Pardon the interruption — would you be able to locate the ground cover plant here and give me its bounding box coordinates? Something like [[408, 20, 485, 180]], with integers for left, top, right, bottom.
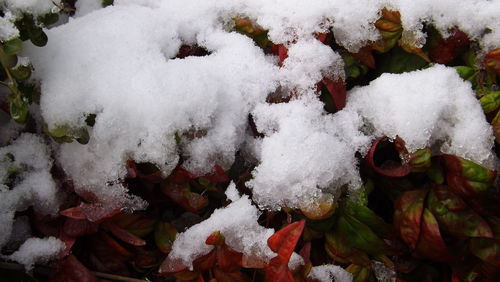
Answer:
[[0, 0, 499, 281]]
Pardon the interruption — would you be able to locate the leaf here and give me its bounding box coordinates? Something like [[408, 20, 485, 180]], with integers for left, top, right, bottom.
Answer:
[[102, 221, 146, 246], [214, 268, 250, 282], [394, 189, 427, 249], [80, 202, 122, 222], [428, 28, 470, 64], [321, 77, 346, 111], [112, 213, 156, 237], [267, 219, 305, 263], [192, 249, 217, 271], [373, 8, 402, 53], [265, 220, 305, 282], [49, 254, 99, 282], [374, 45, 428, 75], [2, 38, 23, 55], [324, 231, 371, 266], [299, 195, 336, 220], [10, 64, 32, 80], [203, 165, 229, 183], [470, 238, 500, 267], [442, 154, 497, 184], [28, 27, 48, 47], [60, 205, 87, 220], [415, 209, 454, 263], [337, 213, 389, 255], [155, 221, 177, 254], [63, 218, 98, 237], [206, 231, 225, 246], [271, 44, 288, 65], [480, 91, 500, 114], [366, 136, 411, 177], [454, 66, 476, 82], [484, 48, 500, 75], [161, 182, 208, 213], [427, 186, 493, 238], [351, 46, 376, 68], [409, 148, 431, 172], [218, 244, 243, 273], [343, 201, 392, 237], [38, 13, 59, 26], [97, 231, 134, 257], [9, 96, 29, 123]]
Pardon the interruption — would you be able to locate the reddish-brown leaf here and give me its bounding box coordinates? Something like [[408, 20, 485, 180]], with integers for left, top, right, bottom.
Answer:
[[192, 248, 217, 271], [271, 44, 288, 65], [214, 268, 250, 282], [429, 28, 470, 64], [322, 77, 346, 111], [204, 165, 229, 183], [112, 212, 156, 238], [161, 183, 208, 213], [265, 256, 294, 282], [470, 237, 500, 267], [168, 166, 197, 183], [80, 202, 122, 223], [60, 206, 86, 220], [206, 231, 225, 246], [218, 244, 244, 273], [366, 137, 411, 177], [484, 48, 500, 75], [98, 231, 134, 257], [267, 219, 306, 263], [102, 221, 146, 246], [394, 189, 427, 249], [155, 221, 177, 254], [324, 231, 371, 266], [415, 209, 454, 263], [49, 254, 99, 282], [351, 46, 376, 69], [63, 218, 98, 237]]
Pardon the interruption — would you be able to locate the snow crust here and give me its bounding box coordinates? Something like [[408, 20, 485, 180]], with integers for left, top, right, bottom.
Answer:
[[164, 190, 302, 271], [20, 0, 497, 213], [308, 264, 353, 282], [0, 134, 63, 269], [0, 0, 61, 17], [346, 65, 495, 167], [5, 237, 65, 270]]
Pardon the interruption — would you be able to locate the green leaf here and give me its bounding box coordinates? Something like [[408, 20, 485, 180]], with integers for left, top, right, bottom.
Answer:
[[337, 213, 388, 255], [426, 158, 444, 184], [28, 27, 48, 47], [0, 48, 17, 68], [470, 238, 500, 267], [343, 201, 392, 237], [415, 209, 454, 263], [38, 13, 59, 26], [374, 45, 428, 76], [10, 64, 32, 80], [49, 125, 69, 138], [9, 96, 28, 123], [442, 155, 496, 183], [324, 231, 371, 266], [102, 0, 114, 7], [454, 66, 476, 81], [75, 128, 90, 144], [480, 91, 500, 113], [409, 148, 431, 172], [155, 221, 177, 254], [427, 186, 493, 238], [394, 189, 427, 249], [3, 38, 23, 55]]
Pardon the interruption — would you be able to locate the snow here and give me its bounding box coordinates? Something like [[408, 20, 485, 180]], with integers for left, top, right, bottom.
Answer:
[[0, 135, 63, 270], [74, 0, 103, 18], [308, 264, 353, 282], [248, 96, 370, 210], [164, 192, 303, 271], [346, 64, 495, 168], [0, 0, 61, 17], [0, 14, 18, 41], [17, 0, 496, 214], [4, 237, 65, 270]]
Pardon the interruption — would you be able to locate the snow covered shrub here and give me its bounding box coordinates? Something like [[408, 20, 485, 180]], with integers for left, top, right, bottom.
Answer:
[[0, 0, 499, 281]]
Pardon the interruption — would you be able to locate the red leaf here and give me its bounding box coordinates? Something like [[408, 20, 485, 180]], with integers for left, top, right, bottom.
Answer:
[[112, 212, 156, 238], [192, 248, 217, 271], [351, 46, 376, 69], [415, 209, 454, 263], [429, 28, 470, 64], [204, 165, 229, 183], [63, 218, 98, 237], [484, 48, 500, 75], [218, 245, 243, 273], [102, 221, 146, 246], [366, 137, 411, 177], [298, 241, 311, 264], [80, 202, 121, 223], [321, 77, 346, 111], [314, 33, 328, 44], [394, 189, 427, 249], [267, 219, 306, 263], [271, 44, 288, 65], [98, 231, 134, 257], [49, 255, 99, 282], [168, 166, 198, 183], [159, 256, 188, 275], [60, 206, 86, 220], [161, 183, 208, 213], [265, 257, 294, 282], [58, 231, 76, 258], [206, 231, 225, 246], [214, 268, 250, 282]]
